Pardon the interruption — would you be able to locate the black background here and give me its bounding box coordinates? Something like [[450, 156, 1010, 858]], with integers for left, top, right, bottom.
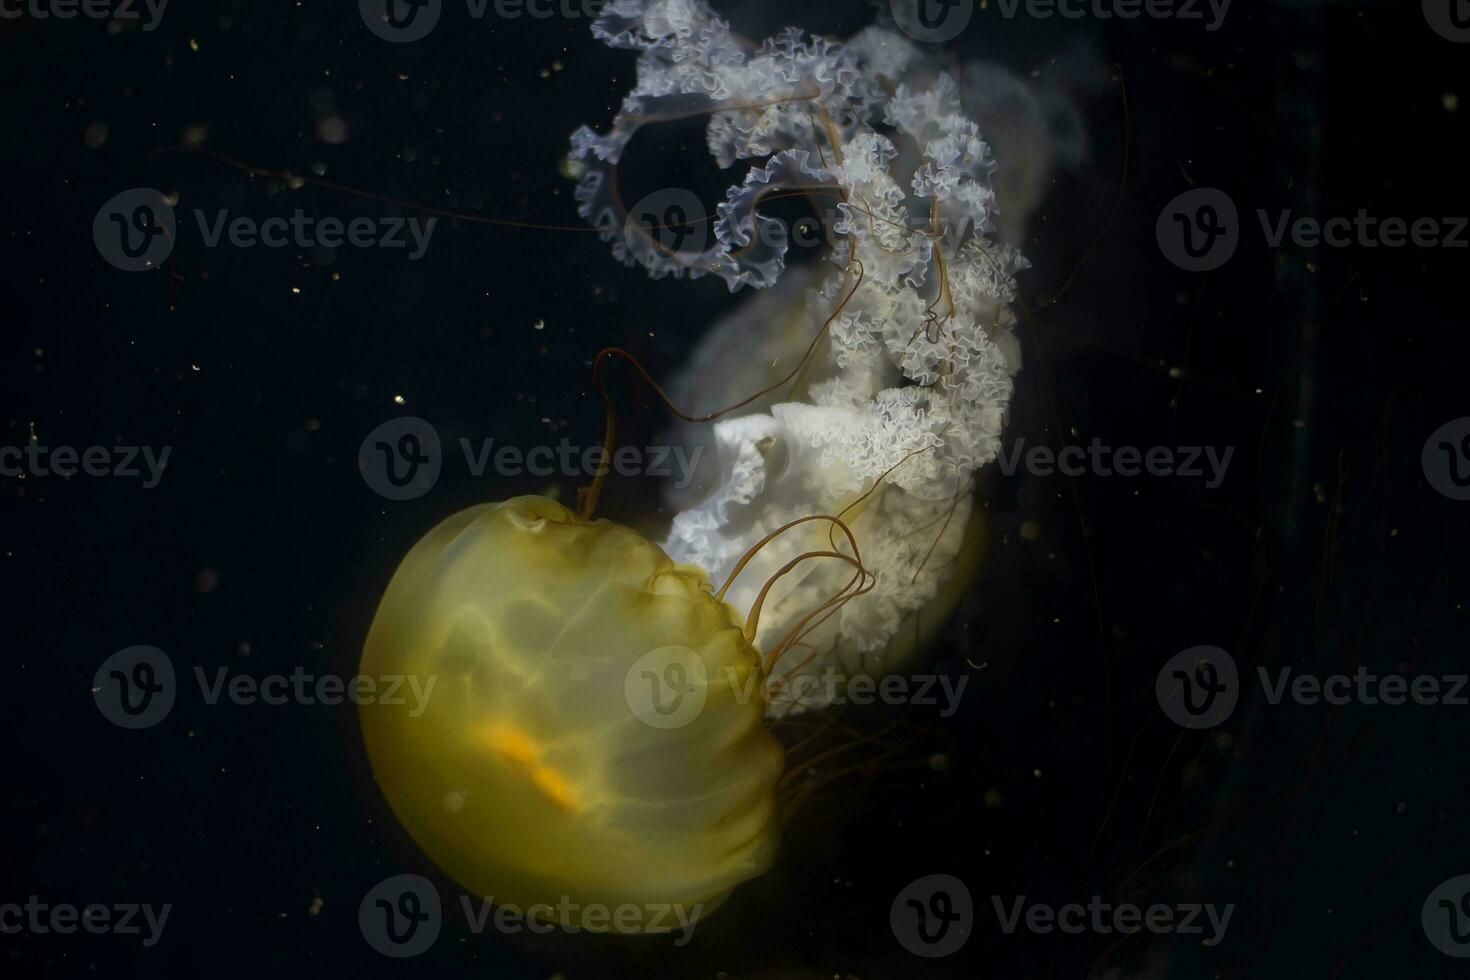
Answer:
[[2, 0, 1467, 976]]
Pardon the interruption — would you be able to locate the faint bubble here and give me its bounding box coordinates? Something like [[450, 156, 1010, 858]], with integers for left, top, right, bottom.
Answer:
[[318, 116, 350, 145], [559, 156, 586, 180], [83, 122, 109, 149]]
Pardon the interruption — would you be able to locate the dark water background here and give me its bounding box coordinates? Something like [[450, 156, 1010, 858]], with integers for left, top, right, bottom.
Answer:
[[2, 0, 1467, 976]]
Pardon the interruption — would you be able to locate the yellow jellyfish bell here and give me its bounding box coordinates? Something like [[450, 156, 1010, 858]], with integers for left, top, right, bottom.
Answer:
[[359, 495, 784, 933]]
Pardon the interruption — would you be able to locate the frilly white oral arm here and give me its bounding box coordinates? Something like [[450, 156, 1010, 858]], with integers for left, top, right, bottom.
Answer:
[[570, 0, 1030, 712]]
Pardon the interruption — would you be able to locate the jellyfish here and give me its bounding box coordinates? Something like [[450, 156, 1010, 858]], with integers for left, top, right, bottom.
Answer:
[[359, 496, 789, 932], [361, 0, 1057, 932]]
